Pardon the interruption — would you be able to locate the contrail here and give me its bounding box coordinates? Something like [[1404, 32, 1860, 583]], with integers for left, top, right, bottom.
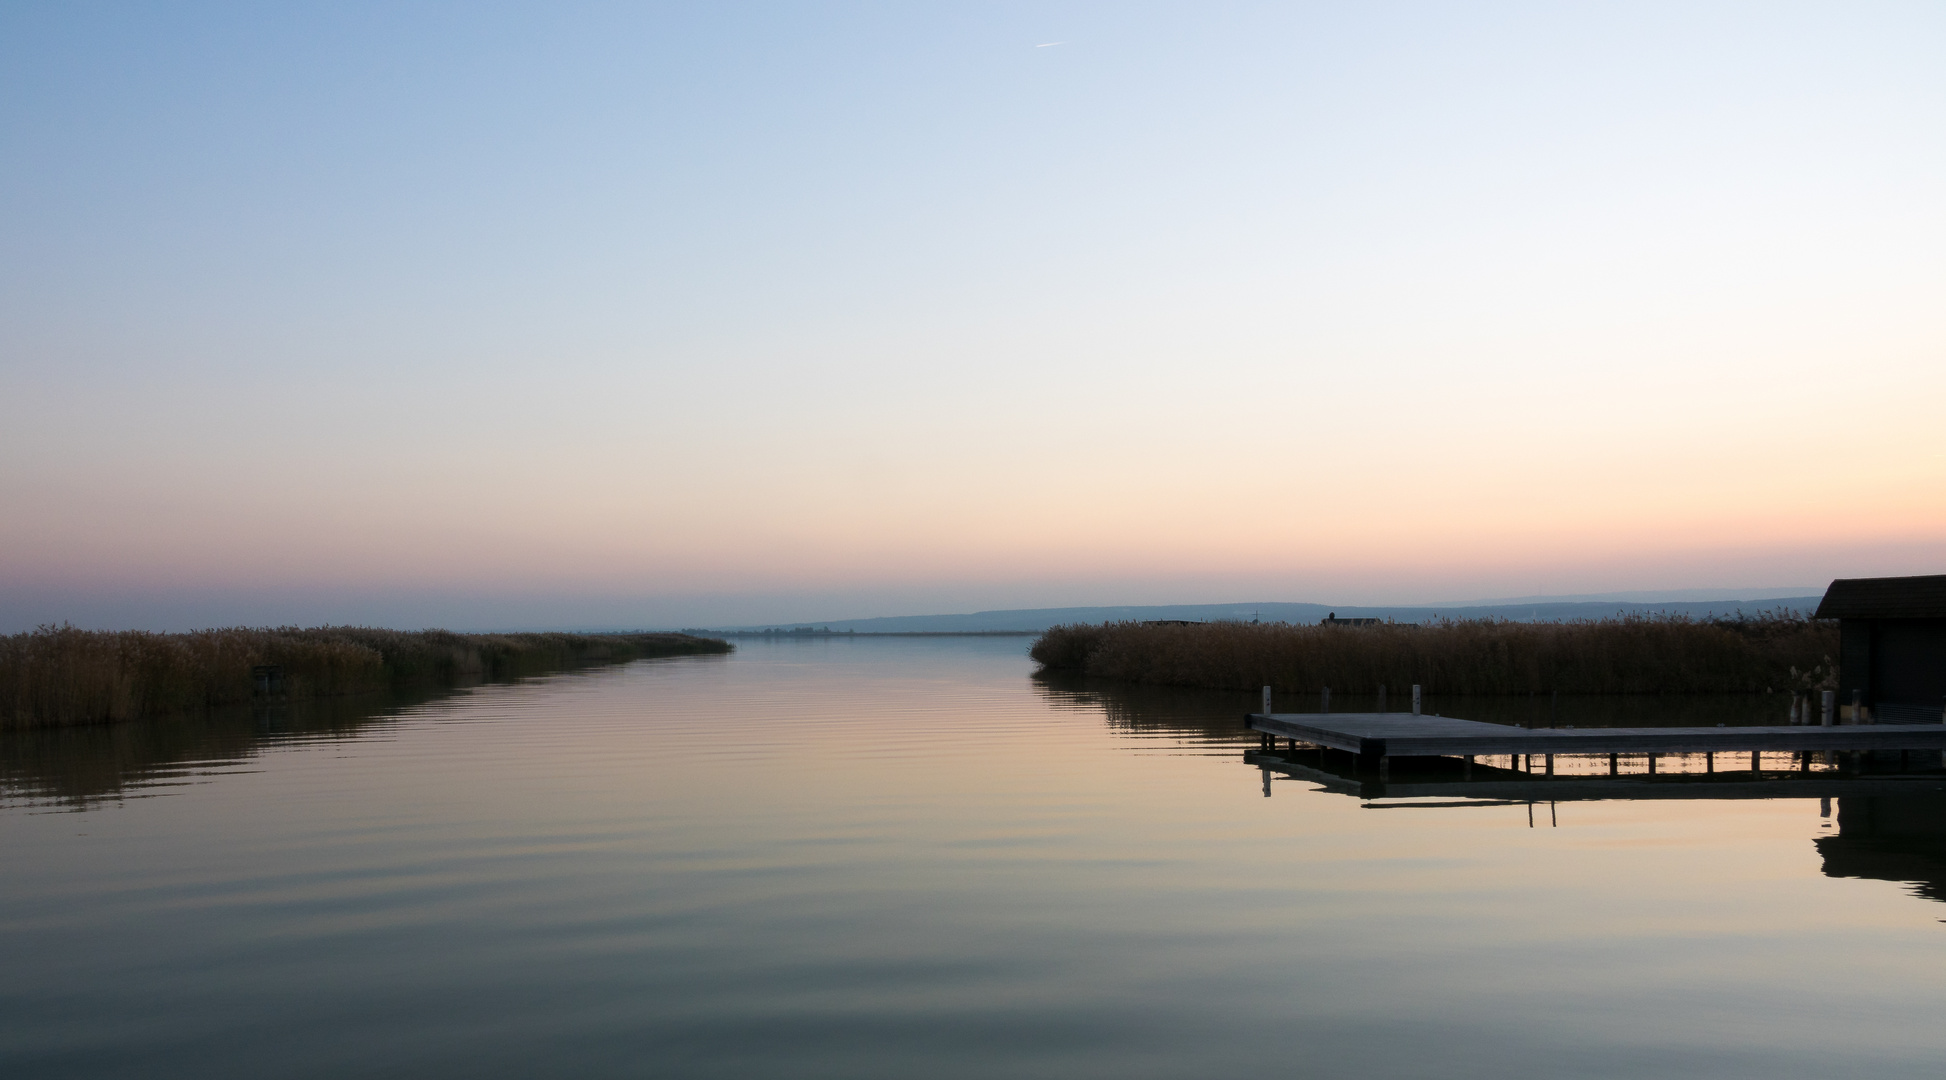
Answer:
[[1036, 41, 1065, 47]]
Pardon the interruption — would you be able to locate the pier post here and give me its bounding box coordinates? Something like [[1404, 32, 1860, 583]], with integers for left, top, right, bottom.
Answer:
[[1262, 685, 1272, 716], [1545, 754, 1554, 776], [1609, 753, 1618, 776], [1411, 685, 1421, 715], [1751, 751, 1761, 773], [1821, 690, 1835, 727], [1705, 752, 1713, 773], [1647, 753, 1657, 775]]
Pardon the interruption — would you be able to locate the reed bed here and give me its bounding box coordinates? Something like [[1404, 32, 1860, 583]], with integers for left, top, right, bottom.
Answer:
[[1030, 613, 1835, 697], [0, 626, 730, 729]]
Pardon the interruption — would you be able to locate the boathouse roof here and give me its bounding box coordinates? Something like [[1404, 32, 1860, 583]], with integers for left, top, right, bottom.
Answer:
[[1813, 574, 1946, 620]]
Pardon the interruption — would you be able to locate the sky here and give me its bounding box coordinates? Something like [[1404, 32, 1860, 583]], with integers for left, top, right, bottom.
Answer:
[[3, 2, 1943, 632]]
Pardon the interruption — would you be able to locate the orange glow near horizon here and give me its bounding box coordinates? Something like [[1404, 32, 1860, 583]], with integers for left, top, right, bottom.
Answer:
[[2, 5, 1943, 628]]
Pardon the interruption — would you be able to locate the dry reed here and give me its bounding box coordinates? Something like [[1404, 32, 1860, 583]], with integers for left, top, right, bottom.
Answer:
[[1030, 613, 1834, 696], [0, 626, 730, 729]]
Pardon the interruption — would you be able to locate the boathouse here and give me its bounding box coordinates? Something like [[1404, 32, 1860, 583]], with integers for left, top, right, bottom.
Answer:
[[1814, 575, 1946, 725], [1319, 612, 1381, 627]]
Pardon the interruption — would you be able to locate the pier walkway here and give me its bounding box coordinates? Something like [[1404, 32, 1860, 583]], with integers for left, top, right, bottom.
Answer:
[[1246, 711, 1946, 779]]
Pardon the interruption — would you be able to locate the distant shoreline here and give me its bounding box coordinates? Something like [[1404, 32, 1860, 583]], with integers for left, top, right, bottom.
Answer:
[[695, 629, 1039, 638], [689, 597, 1822, 636]]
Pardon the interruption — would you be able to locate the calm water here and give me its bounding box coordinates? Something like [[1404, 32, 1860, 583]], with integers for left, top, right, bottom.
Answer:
[[5, 637, 1946, 1078]]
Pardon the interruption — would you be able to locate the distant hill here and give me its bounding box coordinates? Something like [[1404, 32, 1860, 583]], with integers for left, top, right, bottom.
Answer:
[[706, 595, 1823, 634]]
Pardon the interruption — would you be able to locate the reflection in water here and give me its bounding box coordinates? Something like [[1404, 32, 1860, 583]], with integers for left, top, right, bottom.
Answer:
[[7, 640, 1946, 1079], [1819, 797, 1946, 904], [1031, 669, 1258, 744], [1036, 669, 1946, 908], [1033, 668, 1805, 731], [4, 683, 481, 809]]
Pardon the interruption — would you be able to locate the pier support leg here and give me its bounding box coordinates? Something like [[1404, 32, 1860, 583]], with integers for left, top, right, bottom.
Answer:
[[1751, 751, 1761, 774], [1706, 752, 1713, 774], [1609, 753, 1618, 776], [1545, 754, 1554, 776], [1648, 753, 1657, 776]]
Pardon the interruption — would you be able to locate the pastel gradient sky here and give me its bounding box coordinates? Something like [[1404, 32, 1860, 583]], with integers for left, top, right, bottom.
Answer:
[[4, 2, 1943, 631]]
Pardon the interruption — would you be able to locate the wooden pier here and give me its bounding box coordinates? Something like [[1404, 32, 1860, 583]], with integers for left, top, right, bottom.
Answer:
[[1249, 747, 1946, 803], [1247, 711, 1946, 779]]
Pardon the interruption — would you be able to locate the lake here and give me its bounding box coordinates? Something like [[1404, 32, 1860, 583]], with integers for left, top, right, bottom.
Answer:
[[5, 636, 1945, 1078]]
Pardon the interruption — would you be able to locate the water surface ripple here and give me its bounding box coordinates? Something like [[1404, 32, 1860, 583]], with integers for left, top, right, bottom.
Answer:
[[4, 637, 1944, 1078]]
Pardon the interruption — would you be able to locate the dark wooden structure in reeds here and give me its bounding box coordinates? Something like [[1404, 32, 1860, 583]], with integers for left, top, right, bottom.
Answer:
[[1815, 574, 1946, 725], [1319, 612, 1382, 627]]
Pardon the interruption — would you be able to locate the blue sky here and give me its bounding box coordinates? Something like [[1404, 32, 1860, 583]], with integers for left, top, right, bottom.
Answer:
[[3, 3, 1943, 630]]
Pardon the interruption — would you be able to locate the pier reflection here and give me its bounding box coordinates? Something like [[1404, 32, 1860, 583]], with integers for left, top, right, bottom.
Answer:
[[1817, 796, 1946, 904], [1252, 746, 1946, 904], [1033, 672, 1946, 907]]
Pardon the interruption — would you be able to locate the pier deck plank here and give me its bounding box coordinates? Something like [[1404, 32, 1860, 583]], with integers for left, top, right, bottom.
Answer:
[[1247, 712, 1946, 757]]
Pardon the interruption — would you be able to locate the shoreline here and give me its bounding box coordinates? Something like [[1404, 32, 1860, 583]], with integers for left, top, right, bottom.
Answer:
[[1031, 614, 1838, 698], [699, 629, 1039, 638], [0, 627, 732, 730]]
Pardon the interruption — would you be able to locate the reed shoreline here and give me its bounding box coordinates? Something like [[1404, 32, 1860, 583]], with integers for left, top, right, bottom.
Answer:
[[1030, 614, 1836, 699], [0, 625, 732, 730]]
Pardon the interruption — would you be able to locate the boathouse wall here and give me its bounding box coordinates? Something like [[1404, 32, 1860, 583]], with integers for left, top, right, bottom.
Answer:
[[1815, 575, 1946, 724]]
